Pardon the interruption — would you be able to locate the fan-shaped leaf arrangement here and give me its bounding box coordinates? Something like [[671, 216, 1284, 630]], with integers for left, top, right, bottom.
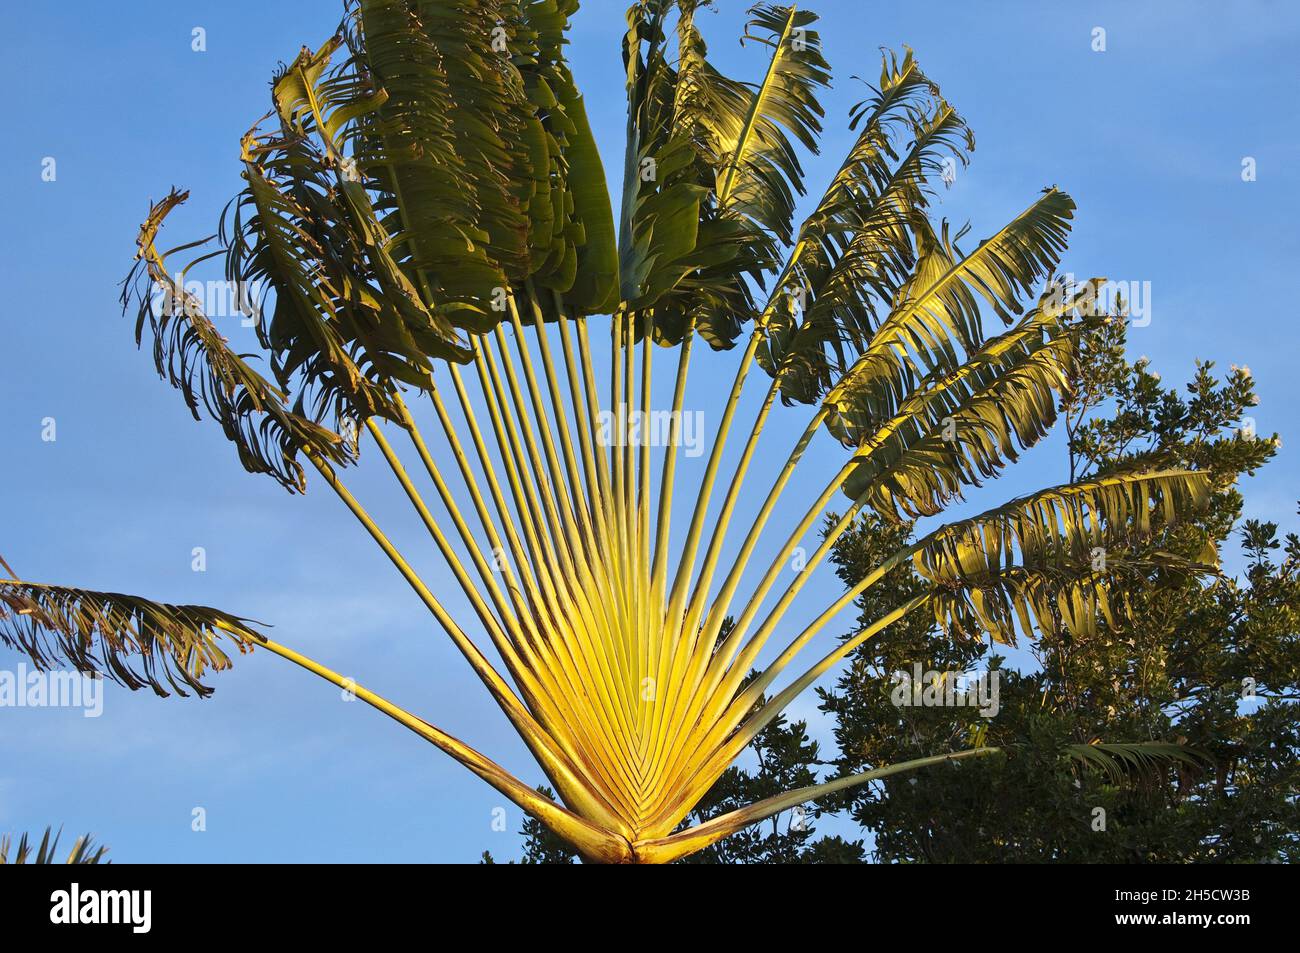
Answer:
[[2, 1, 1217, 863]]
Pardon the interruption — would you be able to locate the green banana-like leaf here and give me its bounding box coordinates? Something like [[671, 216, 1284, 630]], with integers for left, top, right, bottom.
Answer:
[[619, 2, 828, 337], [350, 0, 512, 325], [556, 70, 621, 315], [360, 0, 533, 286], [511, 0, 588, 296], [836, 283, 1103, 513], [640, 0, 761, 345], [761, 70, 973, 402], [715, 3, 829, 243], [618, 2, 716, 315], [913, 470, 1216, 641], [235, 127, 460, 410], [618, 0, 675, 311], [618, 134, 715, 311], [669, 1, 830, 346], [0, 576, 264, 698], [357, 0, 617, 319], [819, 188, 1075, 442], [228, 37, 473, 431]]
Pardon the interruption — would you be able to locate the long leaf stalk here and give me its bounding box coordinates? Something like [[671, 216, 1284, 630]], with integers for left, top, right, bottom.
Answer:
[[476, 338, 645, 788], [367, 415, 622, 801], [301, 450, 628, 834]]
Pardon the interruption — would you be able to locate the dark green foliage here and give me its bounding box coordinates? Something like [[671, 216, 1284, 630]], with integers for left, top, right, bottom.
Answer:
[[819, 315, 1297, 862]]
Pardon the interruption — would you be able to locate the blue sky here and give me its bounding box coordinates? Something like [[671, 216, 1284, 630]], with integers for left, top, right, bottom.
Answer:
[[1, 0, 1297, 862]]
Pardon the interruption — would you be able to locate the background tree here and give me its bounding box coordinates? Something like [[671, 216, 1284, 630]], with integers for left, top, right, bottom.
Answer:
[[819, 314, 1299, 862]]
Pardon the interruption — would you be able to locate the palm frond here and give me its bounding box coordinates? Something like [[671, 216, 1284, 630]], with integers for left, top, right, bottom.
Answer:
[[0, 577, 263, 697], [617, 122, 730, 317], [836, 283, 1102, 515], [355, 0, 532, 288], [122, 189, 353, 493], [545, 26, 622, 316], [914, 470, 1216, 641], [715, 3, 830, 243], [232, 37, 473, 412], [619, 2, 829, 337], [759, 49, 971, 401], [817, 188, 1075, 434], [638, 0, 764, 345], [0, 827, 109, 865], [359, 0, 618, 317]]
